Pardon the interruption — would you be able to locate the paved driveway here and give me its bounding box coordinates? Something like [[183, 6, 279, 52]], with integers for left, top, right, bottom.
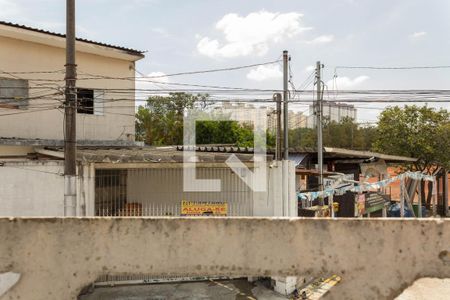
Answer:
[[79, 278, 288, 300]]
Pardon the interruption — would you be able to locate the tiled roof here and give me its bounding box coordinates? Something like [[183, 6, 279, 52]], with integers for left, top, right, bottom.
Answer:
[[0, 21, 145, 57]]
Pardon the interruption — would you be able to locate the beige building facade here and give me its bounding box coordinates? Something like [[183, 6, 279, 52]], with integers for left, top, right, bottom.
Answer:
[[0, 21, 144, 142]]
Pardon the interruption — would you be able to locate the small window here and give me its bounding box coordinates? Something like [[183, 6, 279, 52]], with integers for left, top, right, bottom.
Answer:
[[0, 78, 29, 109], [77, 88, 104, 115], [77, 88, 94, 114]]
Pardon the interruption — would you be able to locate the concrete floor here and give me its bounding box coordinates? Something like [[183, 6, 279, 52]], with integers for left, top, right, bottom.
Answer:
[[395, 278, 450, 300], [79, 279, 288, 300]]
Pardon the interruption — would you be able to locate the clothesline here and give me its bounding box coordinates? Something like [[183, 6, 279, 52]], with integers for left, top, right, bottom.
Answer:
[[298, 171, 435, 201]]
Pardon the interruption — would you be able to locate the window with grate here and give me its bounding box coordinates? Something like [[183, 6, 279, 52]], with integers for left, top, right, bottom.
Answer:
[[77, 88, 104, 115], [0, 78, 29, 109]]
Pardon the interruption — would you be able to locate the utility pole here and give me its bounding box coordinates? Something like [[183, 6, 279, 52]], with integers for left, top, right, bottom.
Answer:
[[281, 50, 290, 216], [274, 93, 282, 161], [444, 169, 449, 217], [315, 61, 324, 206], [64, 0, 77, 216], [418, 180, 422, 218], [282, 50, 289, 160]]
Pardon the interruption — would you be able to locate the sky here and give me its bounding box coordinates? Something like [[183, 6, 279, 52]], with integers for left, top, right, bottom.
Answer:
[[1, 0, 450, 122]]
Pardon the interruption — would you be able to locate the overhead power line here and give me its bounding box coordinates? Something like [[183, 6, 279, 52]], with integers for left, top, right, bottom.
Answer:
[[335, 65, 450, 70], [78, 59, 282, 81], [0, 106, 60, 117], [0, 69, 65, 74]]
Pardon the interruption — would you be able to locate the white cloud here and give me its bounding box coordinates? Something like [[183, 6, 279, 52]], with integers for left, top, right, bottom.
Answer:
[[197, 11, 311, 58], [306, 35, 334, 44], [305, 65, 315, 72], [327, 75, 369, 89], [409, 31, 427, 39], [247, 65, 282, 81]]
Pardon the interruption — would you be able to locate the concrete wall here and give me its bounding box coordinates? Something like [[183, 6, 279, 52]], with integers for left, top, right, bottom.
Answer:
[[0, 161, 295, 218], [252, 161, 296, 217], [0, 34, 137, 141], [0, 218, 448, 300], [0, 145, 33, 156], [0, 161, 93, 217], [0, 162, 64, 216]]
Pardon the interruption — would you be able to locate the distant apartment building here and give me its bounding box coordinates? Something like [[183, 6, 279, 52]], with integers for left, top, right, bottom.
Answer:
[[214, 102, 307, 132], [288, 110, 307, 129], [269, 110, 307, 132], [307, 101, 357, 128]]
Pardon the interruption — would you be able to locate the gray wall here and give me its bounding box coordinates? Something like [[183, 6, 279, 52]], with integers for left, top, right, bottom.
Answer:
[[0, 162, 64, 216], [0, 161, 94, 217], [0, 218, 448, 299]]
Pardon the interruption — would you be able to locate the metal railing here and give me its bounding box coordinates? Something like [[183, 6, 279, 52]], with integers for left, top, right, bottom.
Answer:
[[94, 168, 253, 217]]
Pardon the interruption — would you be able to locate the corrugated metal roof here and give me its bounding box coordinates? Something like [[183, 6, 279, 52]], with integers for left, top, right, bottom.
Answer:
[[289, 153, 308, 167], [0, 21, 145, 57], [0, 137, 138, 147], [41, 146, 269, 164], [323, 147, 417, 163], [177, 145, 255, 153]]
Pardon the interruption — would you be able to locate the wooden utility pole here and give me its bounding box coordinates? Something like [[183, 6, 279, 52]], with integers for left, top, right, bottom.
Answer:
[[64, 0, 77, 216], [282, 50, 289, 160], [315, 61, 324, 205]]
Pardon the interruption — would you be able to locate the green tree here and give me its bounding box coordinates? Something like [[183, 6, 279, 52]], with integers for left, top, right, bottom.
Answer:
[[136, 93, 275, 147], [288, 117, 376, 150], [373, 105, 450, 207], [195, 120, 273, 148], [374, 105, 449, 171], [135, 92, 204, 145], [289, 127, 316, 148]]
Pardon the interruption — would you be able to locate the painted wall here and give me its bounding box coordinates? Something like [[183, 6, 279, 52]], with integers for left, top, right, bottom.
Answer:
[[0, 218, 448, 300], [0, 161, 64, 216], [0, 161, 94, 217], [0, 145, 33, 156], [0, 34, 138, 141], [0, 160, 296, 218]]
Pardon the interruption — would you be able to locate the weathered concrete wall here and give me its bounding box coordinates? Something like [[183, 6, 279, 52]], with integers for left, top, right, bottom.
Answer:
[[0, 218, 448, 300], [0, 162, 64, 216], [0, 161, 93, 217]]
